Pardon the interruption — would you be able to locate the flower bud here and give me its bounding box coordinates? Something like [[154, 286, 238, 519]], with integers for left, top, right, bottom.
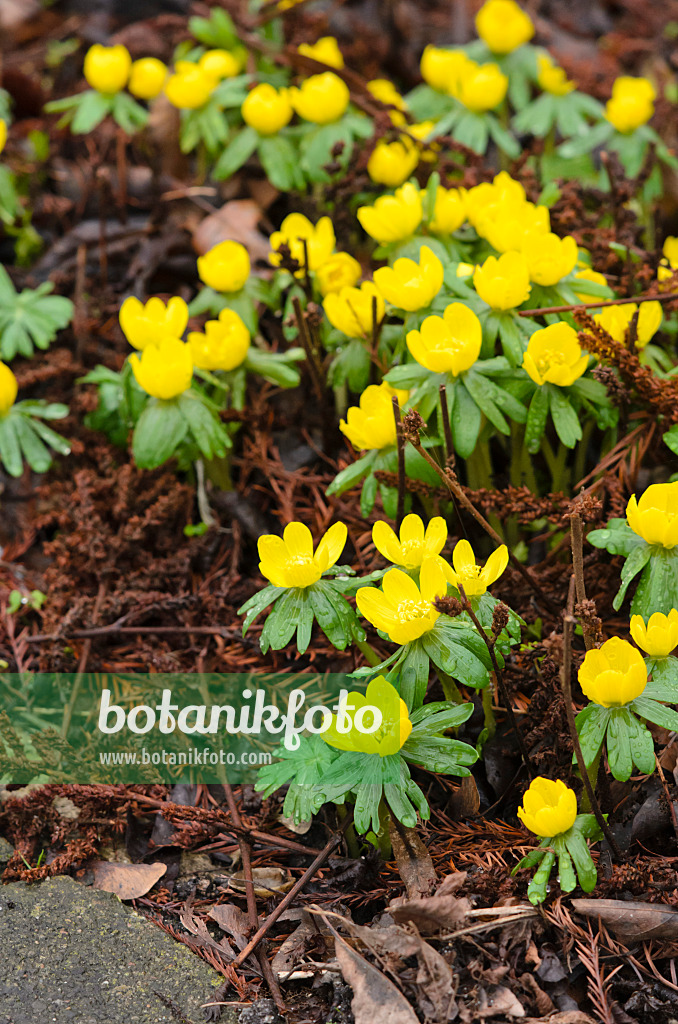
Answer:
[[241, 83, 293, 135], [128, 58, 167, 100], [83, 44, 131, 95]]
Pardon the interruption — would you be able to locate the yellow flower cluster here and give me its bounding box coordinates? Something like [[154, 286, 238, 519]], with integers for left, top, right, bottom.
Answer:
[[605, 76, 656, 134], [420, 47, 508, 112]]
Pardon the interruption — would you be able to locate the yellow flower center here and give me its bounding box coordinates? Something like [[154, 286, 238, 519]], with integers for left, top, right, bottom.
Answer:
[[396, 598, 432, 621], [457, 563, 482, 584], [400, 539, 424, 561], [535, 348, 564, 374]]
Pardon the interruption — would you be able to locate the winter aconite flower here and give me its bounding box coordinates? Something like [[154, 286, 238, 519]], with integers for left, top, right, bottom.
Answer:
[[270, 214, 336, 272], [574, 267, 608, 303], [357, 183, 423, 245], [257, 521, 347, 588], [165, 62, 217, 110], [456, 61, 508, 112], [480, 202, 549, 253], [593, 301, 662, 350], [522, 323, 588, 387], [0, 121, 7, 154], [290, 73, 350, 124], [367, 79, 408, 119], [119, 296, 189, 351], [324, 282, 384, 339], [372, 514, 447, 570], [356, 558, 448, 645], [420, 46, 470, 94], [536, 54, 575, 96], [315, 252, 362, 295], [429, 186, 467, 234], [518, 778, 577, 837], [340, 382, 408, 451], [445, 539, 508, 598], [473, 252, 531, 310], [298, 37, 344, 69], [373, 245, 443, 311], [129, 338, 193, 400], [475, 0, 534, 55], [322, 675, 412, 755], [197, 240, 250, 293], [520, 232, 578, 286], [188, 309, 250, 371], [626, 482, 678, 548], [0, 362, 18, 415], [578, 636, 648, 707], [406, 303, 482, 376], [659, 236, 678, 281], [241, 84, 293, 135], [367, 137, 419, 187], [605, 76, 655, 134], [128, 58, 167, 100], [630, 609, 678, 659], [83, 44, 131, 94], [199, 49, 240, 80]]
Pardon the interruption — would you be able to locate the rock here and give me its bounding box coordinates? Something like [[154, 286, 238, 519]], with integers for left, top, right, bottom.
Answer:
[[0, 836, 14, 863]]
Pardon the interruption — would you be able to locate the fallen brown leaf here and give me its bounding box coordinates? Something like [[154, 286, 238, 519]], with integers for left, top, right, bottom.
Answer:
[[208, 902, 253, 950], [334, 933, 420, 1024], [572, 898, 678, 941], [192, 200, 271, 264], [390, 820, 437, 898], [477, 985, 526, 1018], [91, 860, 166, 901], [390, 873, 471, 934]]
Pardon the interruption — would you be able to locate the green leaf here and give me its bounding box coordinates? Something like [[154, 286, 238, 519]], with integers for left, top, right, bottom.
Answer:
[[213, 126, 259, 180], [632, 695, 678, 734], [70, 90, 114, 134], [527, 850, 556, 905], [450, 380, 482, 458], [564, 829, 597, 892], [131, 399, 188, 469], [21, 415, 70, 456], [454, 111, 488, 154], [397, 641, 430, 711], [622, 707, 656, 774], [548, 385, 582, 448], [238, 584, 285, 633], [0, 414, 23, 477], [0, 274, 73, 360], [495, 313, 527, 366], [612, 544, 653, 611], [410, 701, 474, 731], [644, 658, 678, 702], [664, 423, 678, 456], [558, 120, 613, 158], [360, 471, 378, 516], [327, 453, 376, 497], [587, 519, 646, 557], [631, 548, 678, 618], [260, 587, 307, 652], [259, 134, 306, 191], [512, 93, 556, 137], [606, 708, 633, 782], [463, 370, 511, 436], [556, 845, 577, 894], [308, 582, 356, 651], [575, 703, 609, 767], [13, 416, 52, 472], [245, 348, 301, 388], [486, 115, 520, 158], [178, 392, 230, 460], [111, 92, 148, 134], [525, 386, 548, 454]]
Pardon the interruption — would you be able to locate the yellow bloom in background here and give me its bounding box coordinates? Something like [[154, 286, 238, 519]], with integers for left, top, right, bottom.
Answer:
[[518, 778, 577, 838], [367, 79, 408, 121], [315, 252, 362, 295], [373, 514, 447, 569], [258, 521, 347, 588], [270, 214, 336, 272], [119, 296, 189, 351], [473, 252, 531, 310], [456, 262, 477, 278], [630, 609, 678, 659], [357, 182, 423, 245], [0, 120, 7, 154], [578, 636, 647, 707], [594, 301, 662, 350], [323, 675, 412, 756], [356, 558, 447, 645], [446, 538, 508, 598], [197, 240, 250, 293], [83, 44, 131, 94], [373, 245, 444, 311], [480, 202, 550, 252], [626, 482, 678, 548], [241, 84, 293, 135], [522, 323, 588, 387], [407, 302, 482, 376], [521, 231, 578, 286], [340, 382, 408, 451], [456, 61, 508, 112], [298, 37, 344, 69], [537, 54, 575, 96], [605, 76, 656, 133], [659, 236, 678, 282], [188, 309, 251, 372], [128, 58, 167, 100], [367, 136, 419, 187], [198, 49, 240, 80], [324, 282, 384, 339], [290, 72, 350, 124], [130, 337, 193, 400], [420, 46, 470, 94], [165, 61, 217, 110], [574, 267, 608, 304], [465, 172, 526, 229], [429, 186, 467, 234], [0, 362, 18, 415], [475, 0, 534, 54]]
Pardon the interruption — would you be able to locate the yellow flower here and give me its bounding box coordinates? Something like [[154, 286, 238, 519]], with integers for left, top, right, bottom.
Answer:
[[367, 79, 407, 121], [537, 54, 575, 96], [578, 636, 647, 707], [373, 245, 443, 312], [188, 309, 250, 371], [445, 538, 508, 598], [129, 337, 193, 400], [626, 482, 678, 548], [270, 214, 335, 272], [408, 120, 439, 164], [340, 382, 408, 451], [197, 240, 250, 293], [83, 44, 131, 94], [473, 252, 531, 310], [315, 252, 362, 295], [198, 49, 240, 80], [322, 675, 412, 756], [574, 267, 608, 304], [420, 46, 470, 94], [521, 231, 578, 286], [165, 61, 217, 110], [475, 0, 534, 54], [456, 262, 477, 278], [241, 83, 293, 135], [406, 302, 482, 376], [298, 37, 344, 69], [429, 186, 467, 234], [465, 173, 526, 229], [479, 202, 550, 252], [128, 58, 167, 100], [456, 61, 508, 112], [517, 778, 577, 838], [257, 521, 347, 588], [356, 558, 447, 645], [593, 302, 662, 350], [605, 76, 656, 134], [324, 282, 384, 339], [290, 72, 350, 124], [522, 323, 588, 387], [119, 296, 189, 351], [357, 182, 423, 245], [659, 236, 678, 282], [0, 361, 18, 415], [630, 609, 678, 659], [0, 120, 6, 154], [373, 514, 447, 569], [367, 136, 419, 187]]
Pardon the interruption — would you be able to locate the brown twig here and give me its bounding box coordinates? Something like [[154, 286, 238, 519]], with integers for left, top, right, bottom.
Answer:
[[438, 383, 455, 470], [392, 396, 405, 530], [569, 511, 598, 652], [292, 296, 324, 401], [61, 582, 105, 739], [518, 290, 678, 317]]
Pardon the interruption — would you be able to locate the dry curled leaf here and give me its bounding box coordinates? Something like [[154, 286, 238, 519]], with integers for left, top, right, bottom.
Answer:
[[572, 898, 678, 941], [390, 873, 471, 934], [225, 867, 293, 897], [390, 820, 437, 898], [208, 902, 253, 949], [91, 860, 166, 901], [334, 932, 420, 1024]]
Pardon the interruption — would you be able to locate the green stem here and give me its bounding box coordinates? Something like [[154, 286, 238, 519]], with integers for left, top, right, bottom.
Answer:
[[573, 418, 595, 490], [354, 637, 382, 667], [438, 669, 463, 703], [337, 805, 361, 858], [482, 685, 496, 740], [204, 452, 233, 492], [540, 437, 569, 493], [375, 797, 392, 859], [578, 747, 602, 813]]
